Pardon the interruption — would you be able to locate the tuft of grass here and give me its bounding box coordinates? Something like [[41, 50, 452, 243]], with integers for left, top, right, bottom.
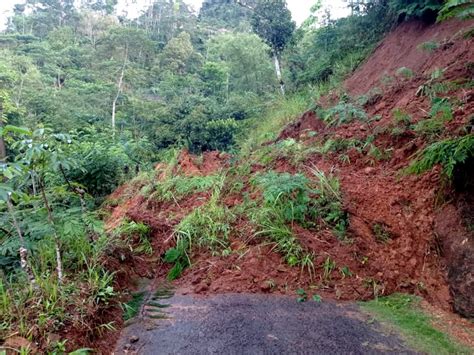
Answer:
[[417, 41, 439, 53], [361, 294, 470, 354], [372, 223, 392, 243], [150, 174, 221, 203]]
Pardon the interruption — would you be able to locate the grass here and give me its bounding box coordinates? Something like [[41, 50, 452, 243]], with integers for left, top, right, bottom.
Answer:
[[361, 294, 470, 354], [150, 174, 221, 203], [238, 93, 313, 156], [163, 179, 234, 280]]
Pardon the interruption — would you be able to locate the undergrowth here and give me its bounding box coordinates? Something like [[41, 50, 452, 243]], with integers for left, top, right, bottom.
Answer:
[[149, 174, 221, 203], [163, 180, 234, 280], [247, 168, 348, 274], [238, 93, 315, 156], [407, 134, 474, 178]]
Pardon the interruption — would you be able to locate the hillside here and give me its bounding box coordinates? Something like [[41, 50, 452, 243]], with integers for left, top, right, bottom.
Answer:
[[1, 1, 474, 353], [100, 17, 474, 352]]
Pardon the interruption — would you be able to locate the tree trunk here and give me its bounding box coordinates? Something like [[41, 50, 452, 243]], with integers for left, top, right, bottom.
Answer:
[[39, 179, 63, 283], [6, 194, 35, 283], [112, 46, 128, 137], [0, 101, 6, 163], [273, 51, 285, 96]]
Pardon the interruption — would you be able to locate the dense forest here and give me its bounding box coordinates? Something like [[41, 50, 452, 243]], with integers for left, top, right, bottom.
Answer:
[[1, 0, 473, 353]]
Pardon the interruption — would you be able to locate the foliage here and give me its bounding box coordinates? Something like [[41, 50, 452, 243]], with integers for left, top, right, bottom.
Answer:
[[288, 2, 393, 89], [407, 134, 474, 178], [164, 179, 233, 280], [319, 98, 368, 126], [238, 92, 313, 156], [250, 0, 295, 54], [361, 294, 469, 354], [253, 168, 347, 240], [413, 97, 452, 139], [388, 0, 443, 21], [438, 0, 474, 20], [151, 174, 221, 202]]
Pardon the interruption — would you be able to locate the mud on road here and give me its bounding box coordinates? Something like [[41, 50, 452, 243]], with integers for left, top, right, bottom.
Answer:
[[114, 293, 414, 354]]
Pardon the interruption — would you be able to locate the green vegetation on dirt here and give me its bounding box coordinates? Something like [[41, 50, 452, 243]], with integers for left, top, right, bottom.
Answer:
[[361, 294, 470, 354]]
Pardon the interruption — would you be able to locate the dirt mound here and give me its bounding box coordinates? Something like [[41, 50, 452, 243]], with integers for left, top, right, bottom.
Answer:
[[175, 150, 229, 176], [345, 19, 474, 96], [277, 110, 326, 141]]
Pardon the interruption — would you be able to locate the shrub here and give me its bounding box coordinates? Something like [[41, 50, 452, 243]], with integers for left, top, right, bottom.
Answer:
[[320, 100, 368, 127], [414, 97, 452, 139]]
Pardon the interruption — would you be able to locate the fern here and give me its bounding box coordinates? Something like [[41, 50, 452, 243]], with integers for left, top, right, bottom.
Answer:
[[321, 101, 368, 127], [408, 135, 474, 177]]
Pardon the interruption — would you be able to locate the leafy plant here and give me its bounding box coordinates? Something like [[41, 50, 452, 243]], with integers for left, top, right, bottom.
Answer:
[[407, 135, 474, 177], [296, 288, 307, 302], [320, 100, 368, 127], [312, 294, 322, 303]]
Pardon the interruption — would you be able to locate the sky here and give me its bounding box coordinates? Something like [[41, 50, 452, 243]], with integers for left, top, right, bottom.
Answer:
[[0, 0, 350, 31]]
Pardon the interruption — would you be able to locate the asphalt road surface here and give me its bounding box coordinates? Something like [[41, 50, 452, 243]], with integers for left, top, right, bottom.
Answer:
[[114, 293, 414, 355]]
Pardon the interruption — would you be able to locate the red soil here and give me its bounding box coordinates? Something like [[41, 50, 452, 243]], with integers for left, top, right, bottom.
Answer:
[[345, 19, 474, 96]]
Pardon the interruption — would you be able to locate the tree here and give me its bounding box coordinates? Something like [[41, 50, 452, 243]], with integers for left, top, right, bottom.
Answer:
[[80, 0, 117, 15], [200, 0, 255, 29], [160, 32, 196, 74], [206, 32, 276, 96], [250, 0, 295, 95]]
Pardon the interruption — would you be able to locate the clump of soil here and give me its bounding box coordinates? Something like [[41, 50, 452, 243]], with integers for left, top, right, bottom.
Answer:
[[175, 150, 229, 176]]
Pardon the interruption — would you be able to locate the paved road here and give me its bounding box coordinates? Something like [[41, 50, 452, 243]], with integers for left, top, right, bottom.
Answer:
[[114, 293, 414, 355]]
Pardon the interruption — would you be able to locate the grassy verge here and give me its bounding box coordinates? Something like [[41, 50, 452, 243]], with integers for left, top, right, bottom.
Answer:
[[360, 294, 470, 354]]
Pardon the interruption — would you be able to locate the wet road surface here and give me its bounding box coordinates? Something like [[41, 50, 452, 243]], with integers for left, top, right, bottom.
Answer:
[[114, 293, 414, 354]]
